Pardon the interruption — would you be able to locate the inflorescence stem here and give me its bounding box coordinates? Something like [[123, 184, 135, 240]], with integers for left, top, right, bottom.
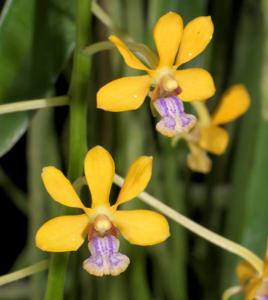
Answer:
[[114, 174, 264, 274], [0, 260, 48, 286], [0, 96, 69, 115], [191, 101, 211, 127]]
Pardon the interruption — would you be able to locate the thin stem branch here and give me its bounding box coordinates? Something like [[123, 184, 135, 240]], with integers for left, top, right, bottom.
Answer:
[[113, 174, 264, 274], [72, 173, 264, 274], [191, 101, 211, 127], [92, 0, 114, 29], [83, 41, 113, 56], [0, 260, 48, 286], [222, 286, 242, 300], [0, 96, 69, 115]]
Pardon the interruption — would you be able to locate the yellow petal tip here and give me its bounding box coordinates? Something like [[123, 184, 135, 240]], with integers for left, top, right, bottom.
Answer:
[[145, 155, 153, 161], [176, 16, 214, 66], [85, 145, 115, 208], [166, 11, 180, 16], [154, 11, 183, 67], [91, 145, 106, 152], [108, 35, 117, 43], [200, 126, 229, 155], [212, 84, 251, 125], [115, 155, 153, 206], [41, 166, 52, 173]]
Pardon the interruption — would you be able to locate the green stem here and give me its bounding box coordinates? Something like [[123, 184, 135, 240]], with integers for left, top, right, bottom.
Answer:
[[0, 260, 48, 286], [44, 1, 91, 299], [91, 0, 114, 30], [83, 41, 114, 56], [113, 174, 264, 274], [191, 101, 211, 127], [0, 96, 69, 114], [68, 1, 92, 180]]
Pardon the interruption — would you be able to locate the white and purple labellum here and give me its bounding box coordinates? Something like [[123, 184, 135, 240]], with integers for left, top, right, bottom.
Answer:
[[153, 96, 196, 137], [83, 235, 130, 276]]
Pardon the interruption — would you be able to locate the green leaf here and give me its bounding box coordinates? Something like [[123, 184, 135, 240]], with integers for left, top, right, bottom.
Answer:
[[0, 113, 28, 157], [0, 0, 75, 157]]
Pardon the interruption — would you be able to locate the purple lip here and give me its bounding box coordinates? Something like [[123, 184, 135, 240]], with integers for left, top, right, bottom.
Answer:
[[83, 235, 130, 276], [153, 96, 196, 137]]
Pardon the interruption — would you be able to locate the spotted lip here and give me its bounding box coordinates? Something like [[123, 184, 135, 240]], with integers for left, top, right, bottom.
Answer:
[[83, 235, 130, 276], [153, 96, 196, 137]]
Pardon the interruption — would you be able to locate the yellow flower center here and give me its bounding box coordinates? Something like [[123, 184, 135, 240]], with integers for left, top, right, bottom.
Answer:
[[93, 215, 112, 236], [150, 67, 180, 101], [153, 67, 175, 85], [161, 76, 178, 92]]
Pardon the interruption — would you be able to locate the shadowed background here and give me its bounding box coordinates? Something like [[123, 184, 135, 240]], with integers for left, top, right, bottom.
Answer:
[[0, 0, 267, 299]]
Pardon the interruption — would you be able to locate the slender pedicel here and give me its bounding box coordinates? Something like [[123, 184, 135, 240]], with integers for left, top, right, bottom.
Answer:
[[0, 260, 48, 286], [0, 96, 69, 114], [113, 174, 264, 274]]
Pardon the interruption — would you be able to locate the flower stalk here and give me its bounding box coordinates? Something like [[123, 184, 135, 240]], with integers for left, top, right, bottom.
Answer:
[[0, 96, 69, 115], [91, 0, 114, 30], [113, 174, 264, 274], [0, 260, 48, 286], [191, 101, 211, 127]]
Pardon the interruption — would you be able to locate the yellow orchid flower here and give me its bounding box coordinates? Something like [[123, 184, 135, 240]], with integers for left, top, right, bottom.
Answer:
[[35, 146, 170, 276], [184, 84, 250, 173], [223, 245, 268, 300], [97, 12, 216, 137]]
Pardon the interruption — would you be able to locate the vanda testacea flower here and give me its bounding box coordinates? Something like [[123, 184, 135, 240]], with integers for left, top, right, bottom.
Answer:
[[181, 85, 250, 173], [223, 245, 268, 300], [97, 12, 216, 137], [35, 146, 169, 276]]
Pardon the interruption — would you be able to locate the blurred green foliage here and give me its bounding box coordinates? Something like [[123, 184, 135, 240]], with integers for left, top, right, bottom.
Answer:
[[0, 0, 267, 299]]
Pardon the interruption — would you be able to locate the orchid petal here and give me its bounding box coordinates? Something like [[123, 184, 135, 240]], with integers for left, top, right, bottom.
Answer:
[[113, 210, 170, 246]]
